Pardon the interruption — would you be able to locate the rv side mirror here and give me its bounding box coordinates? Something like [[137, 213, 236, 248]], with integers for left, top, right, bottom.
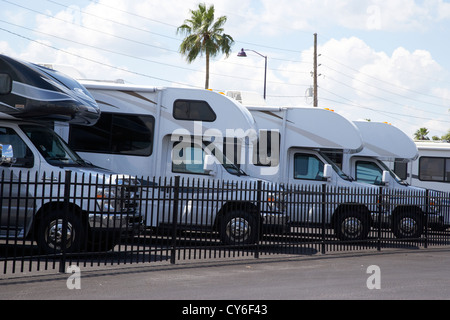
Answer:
[[0, 144, 14, 165], [382, 171, 390, 186], [323, 164, 333, 182], [203, 155, 217, 176]]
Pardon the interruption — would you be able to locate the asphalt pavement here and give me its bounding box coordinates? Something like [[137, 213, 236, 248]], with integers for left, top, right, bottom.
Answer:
[[1, 246, 450, 304]]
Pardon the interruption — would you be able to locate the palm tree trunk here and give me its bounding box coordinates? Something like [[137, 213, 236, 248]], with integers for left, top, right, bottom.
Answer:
[[205, 51, 210, 89]]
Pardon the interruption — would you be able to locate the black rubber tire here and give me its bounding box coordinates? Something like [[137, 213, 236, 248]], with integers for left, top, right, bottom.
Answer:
[[392, 211, 423, 239], [219, 210, 258, 245], [334, 211, 370, 241], [36, 210, 85, 254]]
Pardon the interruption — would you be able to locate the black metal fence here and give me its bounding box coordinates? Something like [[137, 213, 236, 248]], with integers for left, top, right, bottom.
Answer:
[[1, 171, 449, 274]]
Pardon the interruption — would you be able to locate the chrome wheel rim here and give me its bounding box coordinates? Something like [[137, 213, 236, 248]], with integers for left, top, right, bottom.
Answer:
[[226, 217, 250, 243]]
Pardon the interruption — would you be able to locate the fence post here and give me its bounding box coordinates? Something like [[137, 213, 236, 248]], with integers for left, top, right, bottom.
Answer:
[[321, 184, 326, 254], [59, 170, 72, 273], [424, 189, 429, 249], [255, 180, 262, 259], [170, 176, 180, 264], [377, 186, 383, 251]]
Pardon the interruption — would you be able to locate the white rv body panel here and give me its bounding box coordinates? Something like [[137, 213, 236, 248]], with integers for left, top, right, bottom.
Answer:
[[246, 106, 364, 183], [334, 121, 448, 227], [56, 82, 288, 244], [341, 121, 418, 189], [352, 121, 418, 162], [239, 100, 444, 238], [403, 141, 450, 193]]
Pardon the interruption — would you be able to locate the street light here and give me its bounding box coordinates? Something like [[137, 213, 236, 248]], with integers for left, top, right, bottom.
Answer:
[[237, 48, 267, 100]]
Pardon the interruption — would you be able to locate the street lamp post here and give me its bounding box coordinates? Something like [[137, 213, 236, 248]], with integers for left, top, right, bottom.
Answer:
[[237, 48, 267, 100]]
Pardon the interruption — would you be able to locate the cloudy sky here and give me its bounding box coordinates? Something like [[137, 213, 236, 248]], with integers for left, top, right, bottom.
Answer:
[[0, 0, 449, 138]]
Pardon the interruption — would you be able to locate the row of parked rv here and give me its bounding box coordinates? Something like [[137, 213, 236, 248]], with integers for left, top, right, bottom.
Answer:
[[0, 54, 448, 254]]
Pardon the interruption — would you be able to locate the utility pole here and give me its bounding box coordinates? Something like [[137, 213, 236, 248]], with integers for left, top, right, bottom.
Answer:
[[313, 33, 318, 107]]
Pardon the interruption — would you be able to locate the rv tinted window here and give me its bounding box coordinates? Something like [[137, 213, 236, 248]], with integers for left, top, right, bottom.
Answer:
[[293, 153, 325, 181], [172, 142, 208, 175], [419, 156, 449, 182], [0, 74, 12, 95], [355, 160, 383, 185], [69, 112, 155, 156], [173, 100, 216, 122], [394, 162, 408, 180]]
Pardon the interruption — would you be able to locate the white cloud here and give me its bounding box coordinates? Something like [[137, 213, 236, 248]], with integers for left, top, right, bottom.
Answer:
[[314, 37, 448, 137]]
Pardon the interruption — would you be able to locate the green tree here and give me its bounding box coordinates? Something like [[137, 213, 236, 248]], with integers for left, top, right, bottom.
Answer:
[[414, 127, 430, 140], [177, 3, 234, 89], [442, 129, 450, 141]]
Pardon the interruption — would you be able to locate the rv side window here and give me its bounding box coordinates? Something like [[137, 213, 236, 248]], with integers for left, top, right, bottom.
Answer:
[[173, 100, 216, 122], [223, 137, 241, 169], [253, 130, 280, 167], [394, 162, 408, 180], [419, 157, 450, 182], [68, 112, 155, 156], [0, 127, 34, 168], [293, 153, 325, 181], [172, 142, 208, 175], [0, 73, 12, 95], [355, 160, 383, 185]]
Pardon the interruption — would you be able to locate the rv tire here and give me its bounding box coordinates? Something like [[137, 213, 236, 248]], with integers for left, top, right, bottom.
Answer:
[[334, 211, 370, 241], [37, 210, 85, 255], [220, 210, 258, 245], [392, 210, 423, 239]]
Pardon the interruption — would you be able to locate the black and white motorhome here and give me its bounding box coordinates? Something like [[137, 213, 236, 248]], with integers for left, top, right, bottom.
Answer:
[[0, 55, 141, 254], [0, 54, 99, 125]]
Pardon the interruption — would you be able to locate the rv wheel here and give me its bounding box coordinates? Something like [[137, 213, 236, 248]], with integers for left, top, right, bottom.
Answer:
[[37, 210, 85, 254], [220, 210, 258, 245], [335, 211, 370, 241], [392, 211, 423, 239]]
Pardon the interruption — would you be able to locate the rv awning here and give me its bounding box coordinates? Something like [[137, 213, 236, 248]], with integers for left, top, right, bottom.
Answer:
[[353, 121, 418, 162], [0, 54, 100, 125], [249, 107, 364, 153]]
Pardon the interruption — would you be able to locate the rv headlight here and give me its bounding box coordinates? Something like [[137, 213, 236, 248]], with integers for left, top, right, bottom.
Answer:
[[428, 197, 440, 214], [267, 191, 286, 213], [96, 187, 118, 212]]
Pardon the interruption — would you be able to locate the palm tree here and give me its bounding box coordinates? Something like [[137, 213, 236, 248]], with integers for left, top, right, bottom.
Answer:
[[177, 3, 234, 89], [414, 127, 430, 140]]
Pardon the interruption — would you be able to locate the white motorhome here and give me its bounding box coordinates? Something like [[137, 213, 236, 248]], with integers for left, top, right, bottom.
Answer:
[[241, 105, 391, 241], [231, 95, 439, 240], [395, 140, 450, 193], [55, 81, 288, 245], [326, 120, 448, 234], [0, 55, 142, 254]]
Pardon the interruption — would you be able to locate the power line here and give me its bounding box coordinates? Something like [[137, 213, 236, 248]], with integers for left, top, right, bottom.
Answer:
[[323, 63, 448, 110], [0, 26, 202, 88], [321, 53, 450, 104]]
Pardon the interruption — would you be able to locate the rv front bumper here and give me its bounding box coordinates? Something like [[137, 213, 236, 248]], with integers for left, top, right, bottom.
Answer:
[[262, 212, 290, 234], [88, 212, 144, 236]]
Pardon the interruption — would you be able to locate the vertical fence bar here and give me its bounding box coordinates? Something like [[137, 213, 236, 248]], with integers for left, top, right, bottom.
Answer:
[[170, 176, 180, 264], [321, 184, 326, 254], [424, 189, 429, 249], [255, 180, 262, 259], [59, 170, 72, 273], [377, 186, 383, 251]]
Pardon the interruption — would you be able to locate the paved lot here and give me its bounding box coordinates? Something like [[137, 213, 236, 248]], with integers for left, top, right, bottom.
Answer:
[[1, 247, 450, 303]]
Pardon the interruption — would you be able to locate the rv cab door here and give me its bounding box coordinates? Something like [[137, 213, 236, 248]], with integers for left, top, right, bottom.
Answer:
[[158, 138, 221, 227], [0, 126, 40, 238]]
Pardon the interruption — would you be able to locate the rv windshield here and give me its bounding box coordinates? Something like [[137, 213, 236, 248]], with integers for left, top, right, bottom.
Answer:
[[376, 159, 408, 186], [203, 141, 247, 176], [20, 124, 88, 167], [319, 151, 352, 181]]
